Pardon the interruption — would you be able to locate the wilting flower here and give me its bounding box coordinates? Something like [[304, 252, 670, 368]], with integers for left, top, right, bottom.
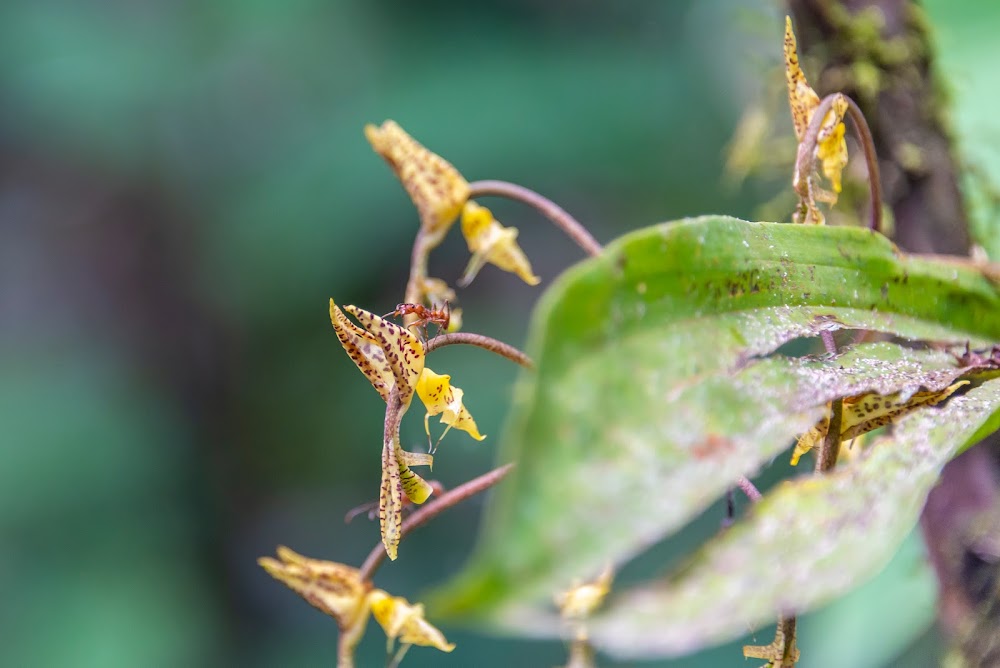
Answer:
[[259, 548, 455, 666], [365, 120, 470, 242], [369, 590, 456, 653], [415, 367, 485, 442], [460, 201, 540, 286], [784, 16, 849, 222], [790, 381, 969, 465], [259, 546, 369, 627]]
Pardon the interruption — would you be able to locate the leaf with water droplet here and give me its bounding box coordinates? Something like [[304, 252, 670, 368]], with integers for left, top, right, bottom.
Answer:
[[429, 217, 1000, 657]]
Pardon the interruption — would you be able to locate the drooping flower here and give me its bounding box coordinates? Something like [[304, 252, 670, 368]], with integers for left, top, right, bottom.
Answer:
[[790, 381, 970, 465], [415, 367, 485, 442], [784, 16, 849, 222], [259, 547, 371, 666], [369, 590, 456, 653], [460, 201, 540, 286], [365, 120, 470, 242]]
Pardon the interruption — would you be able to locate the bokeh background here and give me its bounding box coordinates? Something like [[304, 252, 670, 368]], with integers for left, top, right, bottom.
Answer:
[[1, 1, 995, 666]]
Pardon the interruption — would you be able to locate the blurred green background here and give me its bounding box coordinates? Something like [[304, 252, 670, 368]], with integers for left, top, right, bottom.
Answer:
[[0, 1, 994, 665]]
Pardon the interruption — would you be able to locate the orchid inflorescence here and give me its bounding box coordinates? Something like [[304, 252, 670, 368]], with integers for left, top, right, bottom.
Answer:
[[261, 118, 601, 666]]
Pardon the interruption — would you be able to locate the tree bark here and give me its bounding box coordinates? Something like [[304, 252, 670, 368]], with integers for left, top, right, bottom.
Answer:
[[787, 2, 999, 663]]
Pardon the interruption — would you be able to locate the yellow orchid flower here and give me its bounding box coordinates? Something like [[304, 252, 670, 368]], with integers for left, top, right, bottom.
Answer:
[[555, 563, 614, 621], [415, 367, 486, 443], [784, 16, 849, 220], [329, 300, 425, 408], [365, 120, 470, 242], [460, 201, 540, 286], [790, 381, 970, 465], [369, 590, 456, 653]]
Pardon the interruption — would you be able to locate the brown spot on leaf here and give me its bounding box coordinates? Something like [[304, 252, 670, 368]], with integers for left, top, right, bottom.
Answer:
[[691, 433, 734, 460]]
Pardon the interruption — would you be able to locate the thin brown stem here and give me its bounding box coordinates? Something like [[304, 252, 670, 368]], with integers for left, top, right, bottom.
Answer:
[[744, 615, 799, 665], [426, 332, 534, 369], [468, 179, 603, 257], [844, 97, 883, 233], [820, 330, 837, 355], [736, 475, 763, 503], [402, 232, 434, 330], [815, 330, 842, 474], [795, 94, 883, 233], [359, 463, 515, 581], [815, 398, 844, 474]]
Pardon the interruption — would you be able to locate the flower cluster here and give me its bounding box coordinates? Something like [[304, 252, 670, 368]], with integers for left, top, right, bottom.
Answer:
[[259, 117, 584, 666], [329, 300, 484, 559]]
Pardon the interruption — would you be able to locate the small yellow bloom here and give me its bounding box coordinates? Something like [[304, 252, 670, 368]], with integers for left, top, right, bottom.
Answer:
[[365, 120, 470, 242], [815, 96, 849, 194], [415, 367, 485, 442], [460, 201, 540, 286], [790, 381, 969, 465], [555, 564, 614, 621], [369, 590, 456, 653], [258, 547, 370, 630]]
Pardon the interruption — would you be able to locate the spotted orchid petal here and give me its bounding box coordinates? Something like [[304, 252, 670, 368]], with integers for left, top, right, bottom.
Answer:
[[330, 300, 396, 402], [790, 381, 969, 465], [398, 446, 435, 505], [379, 437, 404, 561], [368, 590, 456, 653], [415, 367, 485, 442], [339, 303, 425, 407], [258, 547, 370, 631], [460, 201, 540, 286], [783, 17, 821, 143], [840, 381, 970, 440], [365, 120, 470, 241]]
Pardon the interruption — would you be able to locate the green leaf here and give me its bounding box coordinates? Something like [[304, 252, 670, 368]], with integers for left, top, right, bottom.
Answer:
[[586, 379, 1000, 658], [429, 217, 1000, 640]]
